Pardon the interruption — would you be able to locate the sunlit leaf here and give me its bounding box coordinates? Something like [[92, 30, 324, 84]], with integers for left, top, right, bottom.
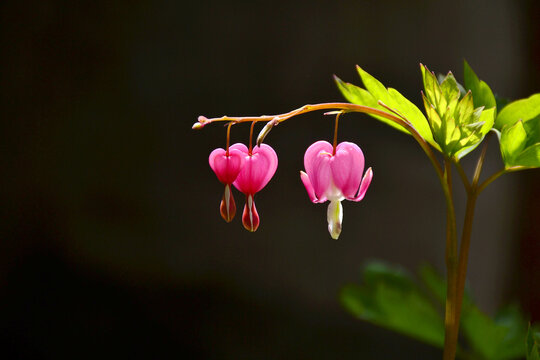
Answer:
[[463, 60, 497, 113], [334, 75, 407, 133], [334, 66, 437, 149], [421, 64, 494, 159], [514, 144, 540, 168], [495, 93, 540, 130], [500, 118, 540, 168]]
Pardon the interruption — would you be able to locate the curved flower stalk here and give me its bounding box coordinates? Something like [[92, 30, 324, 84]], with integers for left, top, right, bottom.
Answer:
[[195, 62, 540, 360], [230, 143, 278, 232], [209, 147, 245, 222], [300, 141, 373, 239]]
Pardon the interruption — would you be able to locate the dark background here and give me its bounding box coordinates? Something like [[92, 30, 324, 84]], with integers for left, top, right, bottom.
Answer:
[[1, 0, 539, 358]]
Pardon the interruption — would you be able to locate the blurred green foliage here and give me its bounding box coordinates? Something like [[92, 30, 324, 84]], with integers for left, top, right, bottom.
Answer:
[[340, 261, 536, 360]]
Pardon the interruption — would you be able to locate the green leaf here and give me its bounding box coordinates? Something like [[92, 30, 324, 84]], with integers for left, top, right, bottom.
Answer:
[[418, 263, 474, 311], [501, 121, 527, 162], [340, 261, 445, 348], [527, 324, 540, 360], [514, 143, 540, 168], [455, 107, 495, 159], [461, 304, 528, 359], [495, 93, 540, 130], [418, 263, 446, 305], [500, 119, 540, 168], [334, 75, 407, 134], [421, 64, 494, 159], [334, 66, 437, 149], [463, 60, 497, 113]]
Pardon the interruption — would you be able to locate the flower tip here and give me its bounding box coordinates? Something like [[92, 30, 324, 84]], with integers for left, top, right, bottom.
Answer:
[[242, 195, 260, 232], [330, 228, 341, 240], [193, 115, 209, 129], [327, 200, 343, 240], [220, 185, 236, 222], [192, 122, 204, 130]]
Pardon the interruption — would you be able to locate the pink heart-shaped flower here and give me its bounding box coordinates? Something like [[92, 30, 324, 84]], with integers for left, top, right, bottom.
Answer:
[[209, 147, 245, 184], [231, 143, 278, 195]]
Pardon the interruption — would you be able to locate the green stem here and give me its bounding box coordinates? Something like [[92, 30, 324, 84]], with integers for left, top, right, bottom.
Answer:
[[442, 158, 458, 360], [476, 164, 530, 195], [450, 137, 489, 360], [454, 161, 471, 193]]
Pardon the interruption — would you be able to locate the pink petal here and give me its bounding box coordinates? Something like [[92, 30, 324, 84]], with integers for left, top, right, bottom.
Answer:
[[209, 147, 245, 184], [304, 141, 332, 175], [330, 142, 365, 198], [233, 144, 278, 195], [303, 141, 333, 199], [228, 142, 249, 154], [300, 171, 326, 203], [350, 167, 373, 202]]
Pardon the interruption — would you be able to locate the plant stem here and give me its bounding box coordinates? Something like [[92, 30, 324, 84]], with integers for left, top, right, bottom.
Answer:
[[442, 158, 458, 360], [197, 102, 464, 359], [197, 102, 445, 182], [454, 161, 470, 193], [449, 137, 489, 360]]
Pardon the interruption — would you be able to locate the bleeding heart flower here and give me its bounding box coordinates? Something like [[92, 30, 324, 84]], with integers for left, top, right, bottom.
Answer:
[[209, 147, 245, 222], [300, 140, 373, 239], [230, 143, 278, 232]]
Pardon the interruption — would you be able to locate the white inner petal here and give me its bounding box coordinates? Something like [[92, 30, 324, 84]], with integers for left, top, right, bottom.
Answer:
[[327, 199, 343, 240], [324, 180, 344, 202]]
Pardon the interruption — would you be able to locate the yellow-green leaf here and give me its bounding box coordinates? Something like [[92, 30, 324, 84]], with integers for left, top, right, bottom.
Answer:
[[495, 94, 540, 130]]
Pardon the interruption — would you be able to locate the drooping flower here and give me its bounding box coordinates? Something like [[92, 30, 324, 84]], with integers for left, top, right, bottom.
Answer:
[[300, 140, 373, 239], [230, 143, 278, 232], [209, 147, 245, 222]]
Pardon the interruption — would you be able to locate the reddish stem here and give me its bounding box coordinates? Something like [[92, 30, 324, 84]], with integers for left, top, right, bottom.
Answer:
[[332, 112, 342, 155], [225, 122, 233, 156], [248, 121, 257, 155]]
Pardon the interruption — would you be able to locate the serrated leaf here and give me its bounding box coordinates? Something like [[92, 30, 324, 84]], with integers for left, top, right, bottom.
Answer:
[[495, 94, 540, 130], [340, 261, 445, 348], [461, 304, 528, 359], [334, 75, 408, 134], [463, 60, 497, 113], [455, 107, 495, 159], [524, 117, 540, 147], [501, 120, 532, 168], [421, 64, 494, 158], [514, 144, 540, 168], [350, 66, 436, 147]]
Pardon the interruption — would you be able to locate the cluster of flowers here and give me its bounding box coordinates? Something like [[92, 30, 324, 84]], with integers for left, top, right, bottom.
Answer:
[[209, 136, 373, 239]]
